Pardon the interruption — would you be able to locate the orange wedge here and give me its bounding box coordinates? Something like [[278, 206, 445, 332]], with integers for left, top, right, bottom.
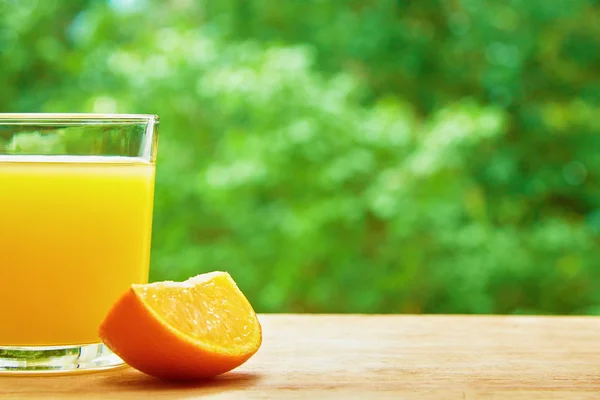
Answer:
[[98, 271, 262, 380]]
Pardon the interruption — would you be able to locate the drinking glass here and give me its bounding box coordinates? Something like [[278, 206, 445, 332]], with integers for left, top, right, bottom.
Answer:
[[0, 113, 158, 373]]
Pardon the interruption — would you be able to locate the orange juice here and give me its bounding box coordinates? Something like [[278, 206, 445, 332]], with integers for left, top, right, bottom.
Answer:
[[0, 156, 155, 346]]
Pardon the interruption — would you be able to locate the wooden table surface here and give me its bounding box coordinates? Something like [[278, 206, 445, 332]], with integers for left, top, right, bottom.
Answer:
[[1, 314, 600, 399]]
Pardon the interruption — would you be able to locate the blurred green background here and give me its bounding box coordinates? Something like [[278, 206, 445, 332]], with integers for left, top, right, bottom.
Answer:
[[1, 0, 600, 315]]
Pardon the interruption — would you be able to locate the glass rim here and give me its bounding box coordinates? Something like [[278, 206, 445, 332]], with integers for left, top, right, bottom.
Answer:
[[0, 113, 159, 124], [0, 113, 158, 162]]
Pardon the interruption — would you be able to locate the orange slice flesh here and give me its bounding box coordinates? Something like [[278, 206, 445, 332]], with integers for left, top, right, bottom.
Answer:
[[98, 271, 262, 380]]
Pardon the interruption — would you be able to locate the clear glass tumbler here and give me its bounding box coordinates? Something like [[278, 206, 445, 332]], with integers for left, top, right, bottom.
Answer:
[[0, 113, 158, 374]]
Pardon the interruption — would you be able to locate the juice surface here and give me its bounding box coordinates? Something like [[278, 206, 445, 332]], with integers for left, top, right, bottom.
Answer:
[[0, 156, 155, 346]]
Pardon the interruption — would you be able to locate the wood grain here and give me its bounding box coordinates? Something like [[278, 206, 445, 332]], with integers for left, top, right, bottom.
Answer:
[[1, 314, 600, 399]]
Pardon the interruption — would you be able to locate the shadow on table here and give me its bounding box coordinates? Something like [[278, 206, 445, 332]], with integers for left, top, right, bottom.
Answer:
[[102, 368, 262, 392]]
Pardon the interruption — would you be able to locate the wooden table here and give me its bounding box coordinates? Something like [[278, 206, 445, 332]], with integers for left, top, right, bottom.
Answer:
[[1, 314, 600, 399]]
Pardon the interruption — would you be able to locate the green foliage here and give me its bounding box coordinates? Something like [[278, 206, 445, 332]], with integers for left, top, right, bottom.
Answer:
[[1, 0, 600, 314]]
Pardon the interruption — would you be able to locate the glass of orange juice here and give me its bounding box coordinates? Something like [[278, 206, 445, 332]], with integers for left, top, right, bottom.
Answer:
[[0, 113, 158, 373]]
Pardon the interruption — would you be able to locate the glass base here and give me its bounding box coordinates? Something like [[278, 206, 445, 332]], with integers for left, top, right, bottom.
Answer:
[[0, 343, 124, 375]]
